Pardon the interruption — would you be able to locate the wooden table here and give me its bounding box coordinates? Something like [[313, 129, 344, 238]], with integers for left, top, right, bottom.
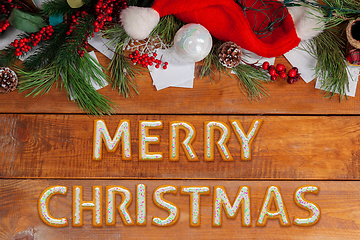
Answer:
[[1, 54, 360, 239]]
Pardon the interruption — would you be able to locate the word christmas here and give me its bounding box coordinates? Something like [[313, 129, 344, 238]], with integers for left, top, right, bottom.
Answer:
[[38, 185, 320, 228], [93, 119, 263, 161]]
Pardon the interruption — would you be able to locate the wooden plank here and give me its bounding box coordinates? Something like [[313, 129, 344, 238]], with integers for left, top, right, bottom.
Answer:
[[0, 55, 359, 115], [1, 114, 360, 180], [0, 179, 359, 239]]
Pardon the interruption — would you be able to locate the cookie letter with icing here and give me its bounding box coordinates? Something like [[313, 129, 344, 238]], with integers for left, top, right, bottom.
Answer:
[[139, 121, 163, 161], [73, 186, 102, 227], [93, 120, 132, 161], [230, 119, 262, 160], [213, 186, 251, 227], [169, 121, 198, 161], [106, 186, 134, 226], [293, 185, 321, 226], [180, 186, 210, 227], [38, 186, 68, 227], [136, 184, 147, 226], [152, 185, 179, 226], [204, 121, 233, 161], [257, 186, 291, 226]]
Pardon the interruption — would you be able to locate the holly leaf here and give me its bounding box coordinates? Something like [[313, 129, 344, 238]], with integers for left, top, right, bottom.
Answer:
[[67, 0, 84, 8], [8, 8, 47, 33]]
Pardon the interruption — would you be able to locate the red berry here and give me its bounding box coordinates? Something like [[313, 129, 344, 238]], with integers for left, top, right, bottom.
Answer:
[[292, 67, 298, 73], [276, 64, 286, 72], [269, 69, 276, 76], [280, 72, 287, 79], [262, 61, 269, 70], [271, 75, 277, 81], [288, 69, 296, 78], [153, 53, 157, 57], [164, 62, 168, 65], [155, 64, 160, 68], [163, 65, 167, 69], [287, 77, 295, 84]]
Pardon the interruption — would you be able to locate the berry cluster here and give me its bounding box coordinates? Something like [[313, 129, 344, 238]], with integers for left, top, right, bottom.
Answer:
[[11, 25, 54, 56], [286, 67, 301, 84], [262, 62, 301, 84], [1, 0, 21, 15], [0, 19, 10, 33], [66, 11, 91, 57], [94, 0, 127, 32], [129, 50, 168, 69]]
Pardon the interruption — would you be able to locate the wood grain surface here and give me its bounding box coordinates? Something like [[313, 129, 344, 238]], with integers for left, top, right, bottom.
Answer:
[[0, 179, 359, 240], [1, 42, 360, 238], [1, 114, 360, 180], [0, 55, 359, 115]]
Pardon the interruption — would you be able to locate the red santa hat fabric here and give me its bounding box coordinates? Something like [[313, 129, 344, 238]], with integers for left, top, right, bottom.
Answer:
[[120, 0, 323, 57]]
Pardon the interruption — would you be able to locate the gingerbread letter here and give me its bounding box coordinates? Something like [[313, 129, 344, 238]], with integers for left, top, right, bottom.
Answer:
[[73, 186, 102, 227], [139, 121, 163, 160], [38, 186, 68, 227], [93, 120, 132, 160], [293, 185, 321, 226], [152, 185, 179, 226], [169, 121, 198, 161], [230, 119, 262, 160]]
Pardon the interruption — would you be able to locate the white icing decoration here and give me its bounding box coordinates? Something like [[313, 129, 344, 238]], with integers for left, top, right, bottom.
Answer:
[[213, 186, 251, 227], [39, 186, 68, 227], [170, 122, 198, 161], [181, 186, 210, 226], [136, 184, 146, 225], [205, 121, 233, 161], [106, 186, 134, 225], [152, 186, 179, 226], [257, 186, 290, 226], [230, 120, 262, 160], [139, 121, 163, 160], [93, 120, 131, 160]]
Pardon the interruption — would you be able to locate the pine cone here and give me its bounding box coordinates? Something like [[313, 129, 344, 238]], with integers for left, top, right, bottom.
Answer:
[[218, 42, 242, 68], [0, 67, 18, 93]]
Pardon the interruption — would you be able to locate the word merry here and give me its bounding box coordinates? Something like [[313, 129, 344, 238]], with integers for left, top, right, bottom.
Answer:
[[38, 184, 320, 228], [93, 119, 263, 161]]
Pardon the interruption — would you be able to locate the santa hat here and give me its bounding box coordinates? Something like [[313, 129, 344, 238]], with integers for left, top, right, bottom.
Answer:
[[120, 0, 323, 58]]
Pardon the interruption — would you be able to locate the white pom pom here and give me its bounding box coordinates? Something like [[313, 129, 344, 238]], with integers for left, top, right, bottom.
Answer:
[[287, 5, 324, 40], [120, 6, 160, 40]]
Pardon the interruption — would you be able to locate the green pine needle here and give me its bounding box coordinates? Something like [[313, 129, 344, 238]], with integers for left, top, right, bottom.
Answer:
[[232, 64, 271, 101], [303, 28, 350, 100], [103, 24, 140, 98], [151, 15, 184, 44]]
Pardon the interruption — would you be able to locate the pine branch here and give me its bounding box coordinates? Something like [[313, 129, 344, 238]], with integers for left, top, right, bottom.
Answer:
[[232, 64, 271, 101], [40, 0, 76, 16], [61, 53, 114, 116], [303, 28, 349, 100], [103, 24, 141, 97], [54, 13, 94, 67], [17, 63, 60, 97], [23, 23, 68, 70], [150, 15, 184, 44]]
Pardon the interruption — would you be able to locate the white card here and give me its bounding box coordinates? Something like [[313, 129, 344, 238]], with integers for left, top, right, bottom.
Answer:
[[148, 48, 195, 90], [284, 41, 317, 83], [88, 32, 115, 60], [241, 49, 276, 66]]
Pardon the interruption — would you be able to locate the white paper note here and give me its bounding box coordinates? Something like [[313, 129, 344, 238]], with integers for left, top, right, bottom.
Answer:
[[148, 48, 195, 90], [284, 41, 317, 83]]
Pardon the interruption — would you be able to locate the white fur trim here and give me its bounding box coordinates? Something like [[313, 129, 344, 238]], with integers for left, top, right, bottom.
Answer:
[[120, 6, 160, 40], [287, 4, 324, 40]]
